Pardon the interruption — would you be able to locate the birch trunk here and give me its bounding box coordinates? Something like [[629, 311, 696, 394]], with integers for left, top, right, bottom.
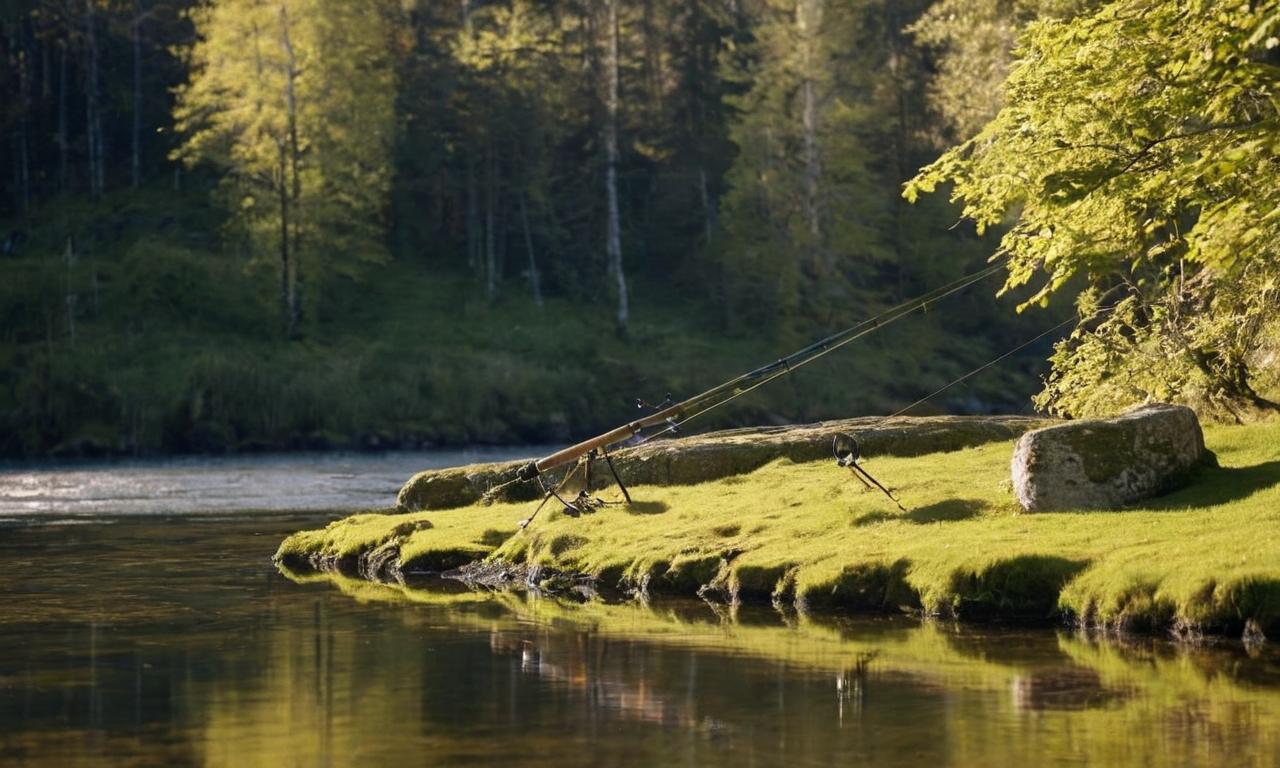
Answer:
[[11, 25, 31, 215], [495, 185, 506, 284], [698, 167, 713, 245], [277, 143, 292, 338], [466, 159, 480, 274], [484, 147, 497, 298], [64, 237, 77, 342], [84, 0, 104, 197], [279, 6, 301, 338], [40, 33, 50, 99], [57, 41, 67, 193], [461, 0, 480, 275], [604, 0, 628, 332], [130, 6, 144, 189], [797, 0, 822, 252], [519, 192, 543, 308]]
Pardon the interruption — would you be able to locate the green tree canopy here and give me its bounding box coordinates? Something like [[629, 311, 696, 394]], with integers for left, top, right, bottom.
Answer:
[[908, 0, 1280, 419], [173, 0, 397, 336]]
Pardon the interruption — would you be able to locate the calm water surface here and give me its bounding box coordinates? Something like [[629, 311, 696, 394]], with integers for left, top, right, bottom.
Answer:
[[1, 460, 1279, 766], [0, 448, 540, 518]]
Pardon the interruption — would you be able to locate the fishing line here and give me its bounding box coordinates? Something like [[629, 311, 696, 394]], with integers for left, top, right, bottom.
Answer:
[[485, 256, 1016, 503], [638, 258, 1011, 442], [822, 307, 1108, 510], [879, 309, 1103, 422], [668, 258, 1010, 413]]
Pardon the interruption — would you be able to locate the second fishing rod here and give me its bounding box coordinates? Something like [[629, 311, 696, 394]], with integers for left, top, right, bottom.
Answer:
[[514, 256, 1011, 484]]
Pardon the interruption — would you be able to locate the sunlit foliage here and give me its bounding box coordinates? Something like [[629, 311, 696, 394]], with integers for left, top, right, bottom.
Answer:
[[173, 0, 398, 336], [908, 0, 1280, 418]]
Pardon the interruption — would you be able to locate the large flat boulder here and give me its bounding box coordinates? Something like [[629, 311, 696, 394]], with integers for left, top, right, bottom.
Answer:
[[1011, 404, 1207, 512], [397, 415, 1053, 511]]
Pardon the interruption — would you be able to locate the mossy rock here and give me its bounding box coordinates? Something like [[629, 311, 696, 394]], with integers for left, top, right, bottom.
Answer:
[[1011, 403, 1208, 512], [397, 415, 1052, 511]]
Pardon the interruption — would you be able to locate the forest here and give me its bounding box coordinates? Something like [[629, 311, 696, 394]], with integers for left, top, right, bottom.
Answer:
[[0, 0, 1276, 458]]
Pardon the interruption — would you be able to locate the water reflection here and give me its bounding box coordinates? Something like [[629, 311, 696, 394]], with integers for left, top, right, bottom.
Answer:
[[1011, 667, 1126, 711], [1, 516, 1279, 766]]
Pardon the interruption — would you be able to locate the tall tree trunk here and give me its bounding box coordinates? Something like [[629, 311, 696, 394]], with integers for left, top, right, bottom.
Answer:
[[278, 144, 292, 339], [519, 192, 543, 308], [484, 146, 496, 298], [461, 2, 480, 276], [495, 187, 506, 284], [466, 158, 480, 274], [886, 1, 909, 300], [57, 40, 68, 194], [279, 5, 301, 338], [604, 0, 628, 332], [641, 0, 662, 115], [64, 237, 77, 343], [797, 0, 822, 254], [41, 31, 50, 99], [698, 167, 713, 245], [11, 24, 31, 216], [85, 0, 104, 197], [131, 5, 144, 189]]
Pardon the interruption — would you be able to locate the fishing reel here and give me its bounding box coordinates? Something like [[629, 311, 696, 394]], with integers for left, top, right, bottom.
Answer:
[[833, 433, 861, 467], [832, 432, 906, 512], [519, 446, 632, 530], [635, 393, 673, 412]]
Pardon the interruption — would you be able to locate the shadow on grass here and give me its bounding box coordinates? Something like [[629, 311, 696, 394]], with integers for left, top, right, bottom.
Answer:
[[626, 500, 670, 515], [852, 510, 895, 527], [907, 498, 987, 524], [1141, 460, 1280, 511], [853, 498, 986, 526]]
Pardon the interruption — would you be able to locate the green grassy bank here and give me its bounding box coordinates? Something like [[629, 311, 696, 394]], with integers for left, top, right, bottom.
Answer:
[[276, 420, 1280, 639]]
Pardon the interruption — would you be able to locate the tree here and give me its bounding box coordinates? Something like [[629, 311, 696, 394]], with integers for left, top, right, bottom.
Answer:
[[908, 0, 1098, 141], [908, 0, 1280, 419], [717, 0, 896, 332], [601, 0, 627, 332], [83, 0, 104, 197], [173, 0, 397, 338], [449, 0, 567, 303]]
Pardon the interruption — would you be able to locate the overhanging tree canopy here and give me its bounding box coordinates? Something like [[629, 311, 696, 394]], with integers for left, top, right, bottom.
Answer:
[[907, 0, 1280, 419]]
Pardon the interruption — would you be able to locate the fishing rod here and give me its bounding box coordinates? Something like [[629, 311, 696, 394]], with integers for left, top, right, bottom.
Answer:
[[507, 258, 1010, 509]]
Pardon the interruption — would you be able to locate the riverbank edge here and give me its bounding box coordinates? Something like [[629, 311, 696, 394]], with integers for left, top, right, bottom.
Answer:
[[272, 547, 1271, 644], [274, 418, 1280, 644]]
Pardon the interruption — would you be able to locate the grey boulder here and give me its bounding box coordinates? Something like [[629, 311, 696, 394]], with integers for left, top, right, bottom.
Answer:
[[1011, 404, 1207, 512]]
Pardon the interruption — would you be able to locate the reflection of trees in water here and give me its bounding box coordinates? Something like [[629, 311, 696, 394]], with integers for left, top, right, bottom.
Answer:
[[1011, 667, 1128, 712], [836, 656, 872, 724], [9, 517, 1280, 768], [489, 628, 724, 734]]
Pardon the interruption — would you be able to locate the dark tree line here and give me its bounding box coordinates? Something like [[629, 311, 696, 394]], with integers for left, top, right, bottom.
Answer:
[[2, 0, 1015, 339], [2, 0, 1131, 458], [1, 1, 195, 210]]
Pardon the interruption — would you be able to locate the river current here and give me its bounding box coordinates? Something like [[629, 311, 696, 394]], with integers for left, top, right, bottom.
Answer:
[[1, 454, 1278, 766]]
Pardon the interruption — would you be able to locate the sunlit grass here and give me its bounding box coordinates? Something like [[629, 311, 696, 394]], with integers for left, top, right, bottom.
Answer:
[[276, 421, 1280, 635]]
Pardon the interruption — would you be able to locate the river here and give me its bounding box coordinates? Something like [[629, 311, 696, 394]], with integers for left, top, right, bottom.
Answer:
[[1, 454, 1278, 766]]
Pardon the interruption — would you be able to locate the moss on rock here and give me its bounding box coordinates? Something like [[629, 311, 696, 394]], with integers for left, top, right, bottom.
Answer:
[[1012, 404, 1207, 512]]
